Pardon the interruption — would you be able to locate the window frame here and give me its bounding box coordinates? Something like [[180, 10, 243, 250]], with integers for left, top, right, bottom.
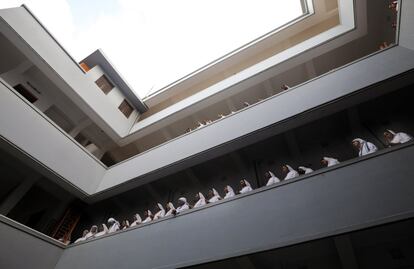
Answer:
[[118, 99, 134, 118], [95, 75, 114, 95]]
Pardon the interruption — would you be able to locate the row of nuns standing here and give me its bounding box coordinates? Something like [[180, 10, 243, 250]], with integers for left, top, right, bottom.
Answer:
[[74, 129, 412, 243]]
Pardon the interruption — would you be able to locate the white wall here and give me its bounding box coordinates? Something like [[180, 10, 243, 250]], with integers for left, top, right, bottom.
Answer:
[[85, 65, 139, 121], [0, 215, 64, 269], [0, 7, 136, 140], [0, 79, 106, 195]]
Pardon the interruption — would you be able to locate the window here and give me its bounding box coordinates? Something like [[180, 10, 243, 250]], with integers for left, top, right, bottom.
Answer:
[[13, 84, 38, 103], [118, 99, 133, 118], [95, 75, 114, 94]]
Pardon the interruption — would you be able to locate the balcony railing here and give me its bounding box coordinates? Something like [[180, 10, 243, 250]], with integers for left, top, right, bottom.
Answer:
[[55, 143, 414, 269]]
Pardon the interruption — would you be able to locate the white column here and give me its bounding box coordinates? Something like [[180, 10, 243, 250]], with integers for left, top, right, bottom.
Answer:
[[94, 148, 106, 159], [68, 118, 92, 138], [85, 143, 108, 160], [0, 175, 40, 215]]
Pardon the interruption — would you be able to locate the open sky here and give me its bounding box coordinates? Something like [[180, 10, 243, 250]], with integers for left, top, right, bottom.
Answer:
[[0, 0, 303, 98]]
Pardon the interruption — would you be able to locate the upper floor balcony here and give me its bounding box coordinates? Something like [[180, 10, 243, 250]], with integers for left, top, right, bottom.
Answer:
[[2, 139, 414, 269]]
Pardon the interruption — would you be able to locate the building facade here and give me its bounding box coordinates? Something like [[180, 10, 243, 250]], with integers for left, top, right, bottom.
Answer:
[[1, 0, 414, 268]]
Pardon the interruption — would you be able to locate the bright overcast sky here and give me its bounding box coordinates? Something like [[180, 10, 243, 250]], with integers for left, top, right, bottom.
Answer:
[[1, 0, 303, 98]]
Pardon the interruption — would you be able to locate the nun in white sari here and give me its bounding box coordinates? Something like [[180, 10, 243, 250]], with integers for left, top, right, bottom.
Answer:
[[384, 129, 412, 145], [107, 218, 120, 233], [74, 230, 89, 243], [84, 225, 98, 240], [142, 210, 153, 223], [153, 203, 166, 220], [208, 188, 222, 203], [194, 192, 207, 208], [321, 157, 340, 167], [164, 202, 175, 217], [265, 171, 280, 186], [176, 197, 190, 213], [239, 179, 253, 194], [94, 224, 109, 237], [224, 185, 235, 199], [282, 165, 299, 180], [121, 220, 130, 230], [130, 214, 142, 227], [352, 138, 378, 156], [298, 166, 313, 175]]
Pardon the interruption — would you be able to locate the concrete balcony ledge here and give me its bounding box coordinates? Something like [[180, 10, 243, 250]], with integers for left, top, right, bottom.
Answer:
[[0, 215, 64, 269], [0, 78, 106, 196], [1, 143, 413, 269], [56, 143, 414, 269], [0, 214, 66, 248], [70, 141, 414, 248]]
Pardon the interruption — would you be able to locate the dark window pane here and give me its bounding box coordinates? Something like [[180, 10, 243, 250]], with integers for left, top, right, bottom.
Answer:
[[118, 99, 133, 118], [13, 84, 38, 103], [95, 75, 114, 94]]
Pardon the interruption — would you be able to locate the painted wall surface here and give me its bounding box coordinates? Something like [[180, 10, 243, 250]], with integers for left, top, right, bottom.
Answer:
[[0, 7, 134, 139], [0, 216, 63, 269], [0, 62, 87, 126], [0, 79, 105, 195], [85, 65, 139, 121], [98, 46, 414, 192], [55, 145, 414, 269]]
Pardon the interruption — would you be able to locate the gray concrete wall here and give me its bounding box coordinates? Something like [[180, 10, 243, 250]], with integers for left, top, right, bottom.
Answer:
[[0, 7, 135, 140], [56, 144, 414, 269], [0, 215, 64, 269], [85, 65, 139, 121], [0, 79, 106, 195]]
